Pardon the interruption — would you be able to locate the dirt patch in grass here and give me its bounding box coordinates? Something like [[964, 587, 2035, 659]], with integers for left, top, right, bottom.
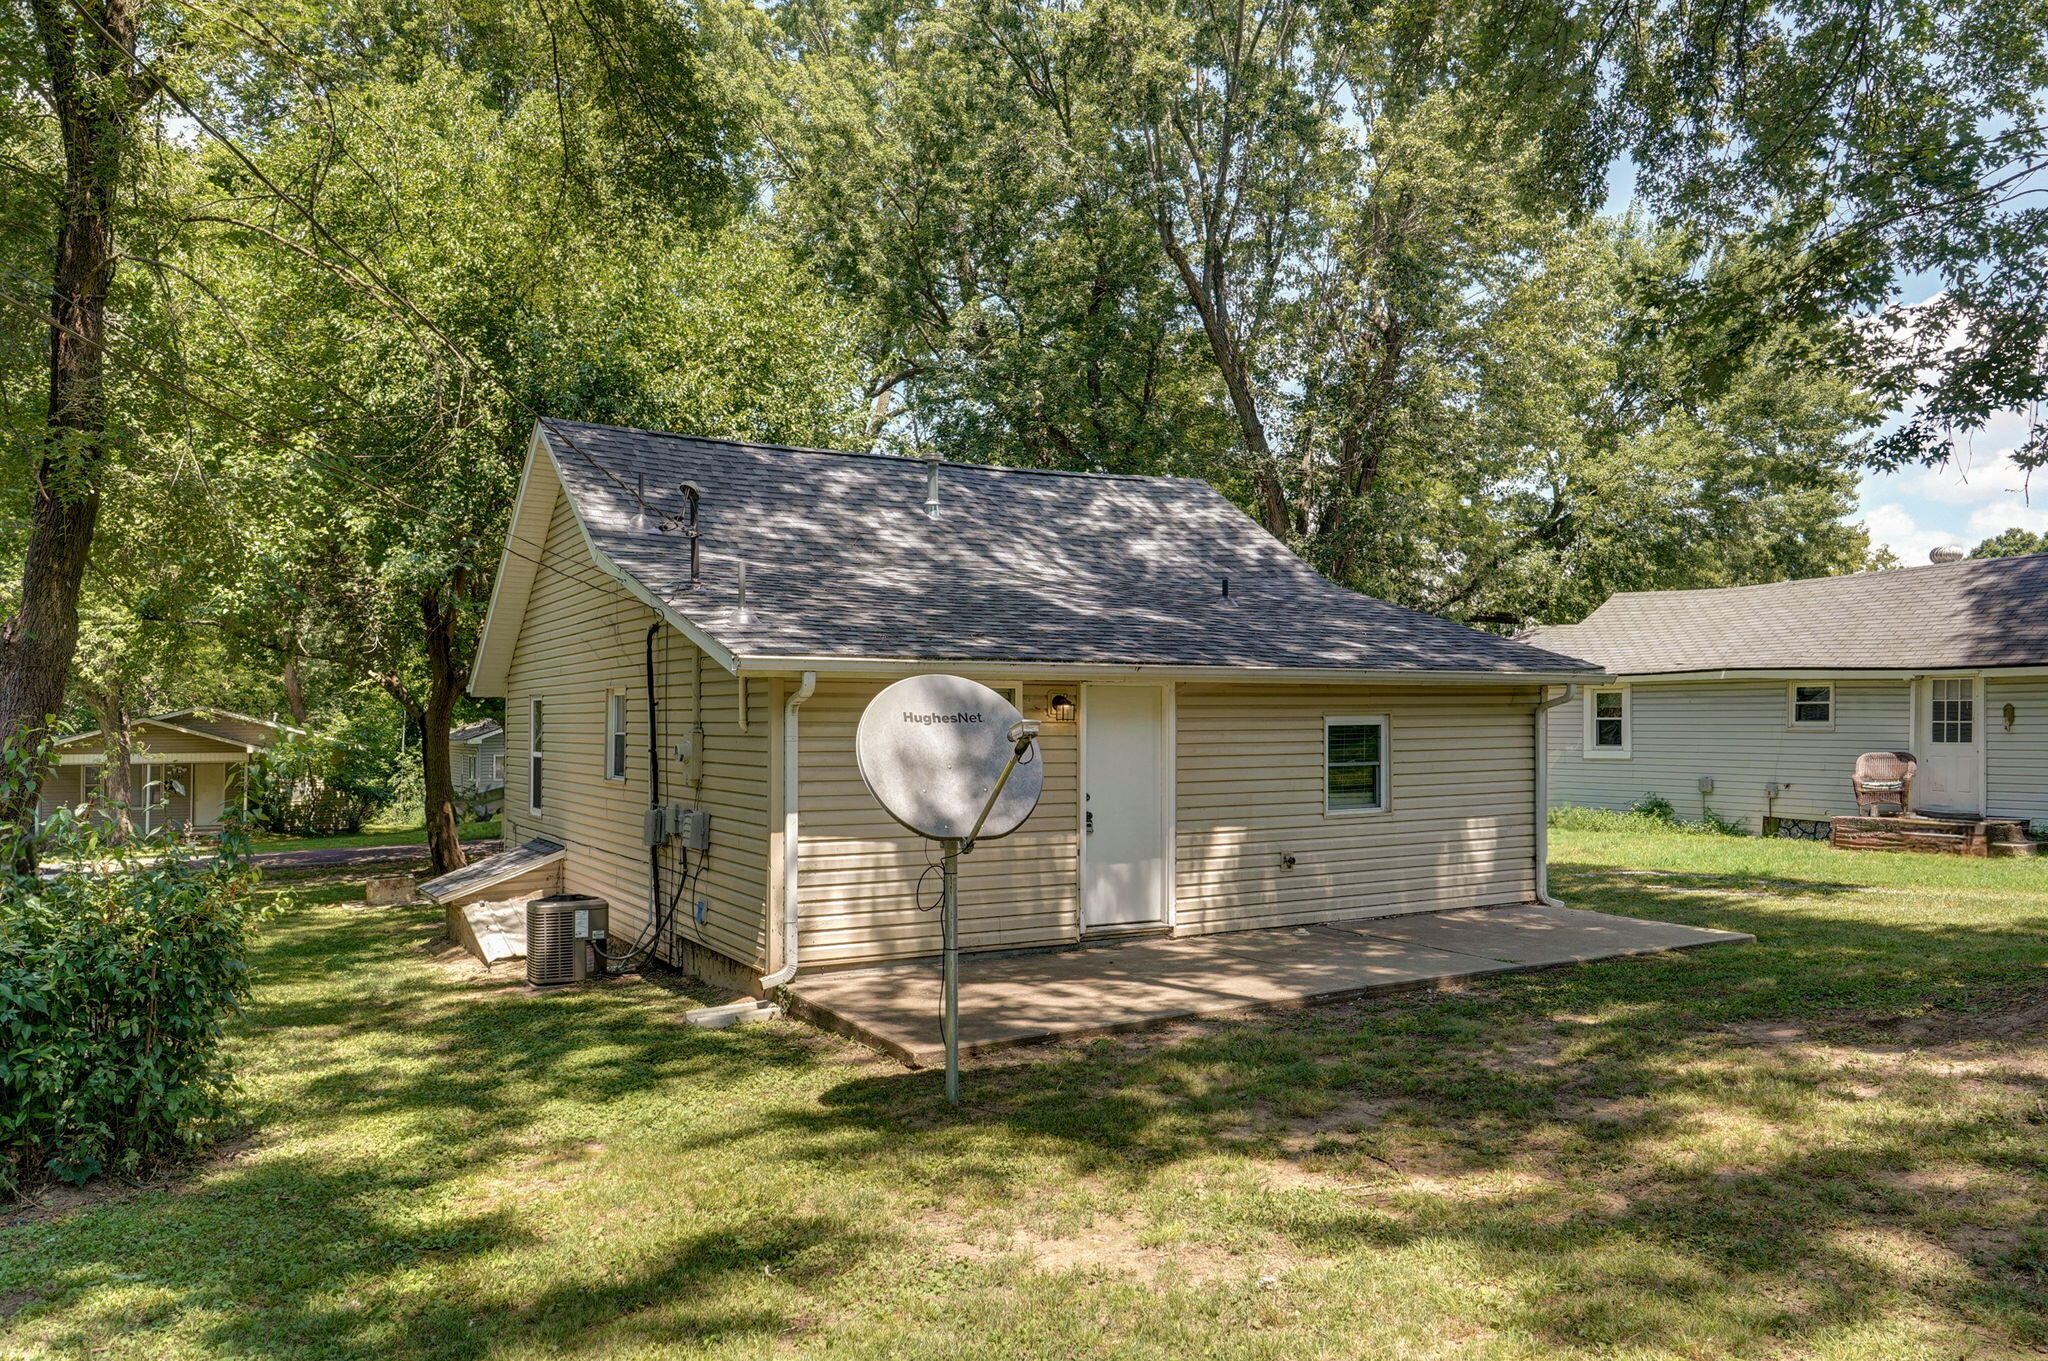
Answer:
[[933, 1209, 1296, 1285]]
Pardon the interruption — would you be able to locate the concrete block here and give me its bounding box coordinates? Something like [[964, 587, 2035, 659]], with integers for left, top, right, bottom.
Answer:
[[364, 873, 416, 905]]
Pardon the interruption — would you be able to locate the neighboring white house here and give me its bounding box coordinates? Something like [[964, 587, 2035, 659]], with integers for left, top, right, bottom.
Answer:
[[423, 419, 1601, 994], [451, 719, 505, 791], [1523, 552, 2048, 833], [36, 709, 298, 834]]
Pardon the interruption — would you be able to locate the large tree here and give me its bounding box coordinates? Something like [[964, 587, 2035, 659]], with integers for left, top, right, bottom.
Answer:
[[744, 0, 1885, 621], [0, 0, 174, 845]]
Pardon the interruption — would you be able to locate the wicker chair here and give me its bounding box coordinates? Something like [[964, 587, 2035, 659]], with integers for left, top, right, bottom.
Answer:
[[1851, 751, 1916, 816]]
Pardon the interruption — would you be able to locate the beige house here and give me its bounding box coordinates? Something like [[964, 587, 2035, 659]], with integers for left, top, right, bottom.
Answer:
[[430, 419, 1600, 993], [1524, 552, 2048, 833], [36, 709, 295, 834]]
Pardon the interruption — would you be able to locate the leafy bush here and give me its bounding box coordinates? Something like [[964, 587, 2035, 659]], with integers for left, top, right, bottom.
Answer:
[[1, 737, 264, 1194], [1549, 802, 1753, 836], [1697, 806, 1753, 837], [1628, 794, 1680, 822], [246, 717, 400, 836]]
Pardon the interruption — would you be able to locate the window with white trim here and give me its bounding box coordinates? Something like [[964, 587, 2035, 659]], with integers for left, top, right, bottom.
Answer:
[[1586, 686, 1629, 757], [528, 698, 546, 811], [1790, 683, 1834, 727], [605, 691, 628, 781], [1325, 716, 1388, 813]]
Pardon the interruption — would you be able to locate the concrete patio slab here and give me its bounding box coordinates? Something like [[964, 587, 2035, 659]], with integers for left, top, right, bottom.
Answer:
[[786, 902, 1752, 1067], [1332, 904, 1748, 965]]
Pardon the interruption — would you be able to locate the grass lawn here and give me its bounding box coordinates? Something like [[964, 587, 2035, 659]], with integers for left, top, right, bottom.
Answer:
[[4, 831, 2045, 1359], [245, 820, 500, 853]]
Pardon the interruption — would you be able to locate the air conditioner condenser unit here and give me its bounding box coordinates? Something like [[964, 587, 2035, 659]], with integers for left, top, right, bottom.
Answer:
[[527, 894, 609, 986]]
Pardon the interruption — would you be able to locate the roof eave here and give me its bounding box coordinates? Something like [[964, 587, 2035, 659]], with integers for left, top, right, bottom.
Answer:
[[730, 654, 1606, 685]]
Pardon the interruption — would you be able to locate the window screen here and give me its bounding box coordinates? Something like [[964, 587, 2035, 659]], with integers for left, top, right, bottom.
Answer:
[[1326, 719, 1386, 812], [1592, 689, 1626, 748], [529, 699, 545, 811], [1792, 684, 1833, 725], [606, 692, 628, 780]]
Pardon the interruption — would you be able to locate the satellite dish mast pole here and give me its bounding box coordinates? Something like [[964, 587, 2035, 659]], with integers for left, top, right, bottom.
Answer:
[[854, 675, 1046, 1107], [937, 719, 1041, 1104]]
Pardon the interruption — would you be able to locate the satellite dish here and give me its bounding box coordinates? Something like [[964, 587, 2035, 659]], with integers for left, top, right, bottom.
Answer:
[[856, 675, 1043, 841]]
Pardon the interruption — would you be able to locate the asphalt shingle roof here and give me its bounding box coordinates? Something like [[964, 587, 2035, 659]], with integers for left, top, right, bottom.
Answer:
[[450, 719, 503, 744], [540, 421, 1598, 677], [1522, 554, 2048, 674]]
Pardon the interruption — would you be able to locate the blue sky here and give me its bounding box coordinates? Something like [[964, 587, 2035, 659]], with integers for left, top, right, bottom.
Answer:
[[1600, 156, 2042, 567], [1851, 273, 2043, 564]]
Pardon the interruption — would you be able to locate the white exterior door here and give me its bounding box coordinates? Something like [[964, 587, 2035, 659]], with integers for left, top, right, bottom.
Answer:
[[1080, 684, 1169, 930], [1918, 677, 1982, 815]]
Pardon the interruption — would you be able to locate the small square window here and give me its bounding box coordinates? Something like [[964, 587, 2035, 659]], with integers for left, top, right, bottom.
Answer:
[[1791, 684, 1833, 726], [1326, 717, 1387, 813], [1587, 687, 1629, 756]]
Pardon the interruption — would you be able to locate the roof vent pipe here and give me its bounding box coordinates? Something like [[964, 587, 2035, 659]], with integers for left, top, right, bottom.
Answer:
[[681, 482, 702, 584], [922, 451, 941, 520], [735, 562, 751, 625]]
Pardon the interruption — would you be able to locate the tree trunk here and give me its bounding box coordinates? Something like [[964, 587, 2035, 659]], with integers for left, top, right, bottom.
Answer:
[[419, 591, 470, 877], [280, 655, 309, 726], [1, 1, 144, 867], [84, 684, 135, 842]]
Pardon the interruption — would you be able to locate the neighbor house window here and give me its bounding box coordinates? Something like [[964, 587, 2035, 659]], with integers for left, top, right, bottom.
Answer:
[[1790, 683, 1834, 727], [1586, 687, 1630, 758], [1325, 716, 1388, 813], [606, 692, 628, 781], [528, 698, 546, 811], [491, 753, 504, 785]]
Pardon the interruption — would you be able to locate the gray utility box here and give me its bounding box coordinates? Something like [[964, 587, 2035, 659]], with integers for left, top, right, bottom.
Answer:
[[643, 805, 713, 851], [527, 895, 609, 986]]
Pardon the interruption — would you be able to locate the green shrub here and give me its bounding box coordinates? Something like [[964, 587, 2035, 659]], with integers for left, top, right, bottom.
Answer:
[[246, 717, 400, 836], [1698, 806, 1753, 837], [1549, 802, 1753, 836], [1, 737, 264, 1194], [1628, 794, 1680, 822]]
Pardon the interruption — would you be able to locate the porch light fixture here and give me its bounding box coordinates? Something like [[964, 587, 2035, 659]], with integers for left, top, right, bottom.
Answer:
[[1045, 693, 1077, 723]]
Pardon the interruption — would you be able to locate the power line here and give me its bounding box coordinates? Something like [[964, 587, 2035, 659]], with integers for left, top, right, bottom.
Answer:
[[58, 0, 662, 525], [0, 277, 667, 617]]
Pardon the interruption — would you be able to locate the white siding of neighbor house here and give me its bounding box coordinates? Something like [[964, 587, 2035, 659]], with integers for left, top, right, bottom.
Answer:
[[790, 678, 1543, 970], [1177, 683, 1540, 928], [1986, 677, 2048, 823], [500, 486, 772, 970], [1546, 678, 1913, 828]]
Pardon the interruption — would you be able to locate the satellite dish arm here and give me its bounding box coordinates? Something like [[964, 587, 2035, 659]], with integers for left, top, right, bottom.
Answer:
[[962, 721, 1041, 853]]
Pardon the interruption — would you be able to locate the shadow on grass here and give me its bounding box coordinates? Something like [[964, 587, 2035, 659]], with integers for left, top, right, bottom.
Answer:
[[7, 873, 2045, 1358]]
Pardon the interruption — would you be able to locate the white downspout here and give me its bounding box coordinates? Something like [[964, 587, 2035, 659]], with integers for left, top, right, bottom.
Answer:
[[758, 670, 817, 990], [1533, 684, 1581, 908]]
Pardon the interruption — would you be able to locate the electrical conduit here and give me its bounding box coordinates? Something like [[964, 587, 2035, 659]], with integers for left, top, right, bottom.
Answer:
[[758, 670, 817, 989]]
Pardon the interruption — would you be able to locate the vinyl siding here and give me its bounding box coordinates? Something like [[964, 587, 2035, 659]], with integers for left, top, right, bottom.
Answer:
[[499, 481, 772, 970], [791, 678, 1542, 968], [1546, 678, 1912, 828], [1176, 683, 1541, 929], [794, 678, 1081, 967], [34, 765, 83, 823], [53, 722, 247, 760], [1986, 677, 2048, 822]]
